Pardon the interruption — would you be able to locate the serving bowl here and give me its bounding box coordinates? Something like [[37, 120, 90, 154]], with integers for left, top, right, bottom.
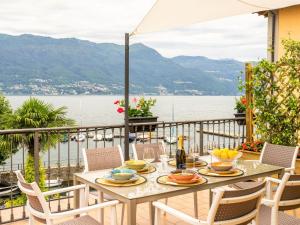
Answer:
[[125, 160, 146, 170], [111, 168, 136, 180], [169, 170, 196, 181], [210, 162, 233, 171]]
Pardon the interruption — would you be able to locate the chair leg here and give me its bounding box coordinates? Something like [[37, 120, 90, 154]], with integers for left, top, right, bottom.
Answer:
[[111, 205, 117, 225], [120, 203, 125, 225], [29, 215, 35, 225], [163, 198, 168, 216], [193, 192, 198, 218], [154, 207, 161, 225], [98, 190, 104, 224]]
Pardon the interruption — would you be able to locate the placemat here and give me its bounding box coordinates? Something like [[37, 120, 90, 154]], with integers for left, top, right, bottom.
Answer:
[[95, 175, 147, 187], [198, 168, 244, 177], [168, 160, 207, 168]]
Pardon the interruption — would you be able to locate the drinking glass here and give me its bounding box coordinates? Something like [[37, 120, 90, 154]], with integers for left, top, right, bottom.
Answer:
[[143, 147, 155, 175], [189, 147, 199, 171], [143, 147, 156, 191], [159, 154, 169, 173]]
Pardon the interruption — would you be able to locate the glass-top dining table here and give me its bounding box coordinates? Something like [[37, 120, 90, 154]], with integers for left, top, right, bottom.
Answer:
[[73, 156, 284, 225]]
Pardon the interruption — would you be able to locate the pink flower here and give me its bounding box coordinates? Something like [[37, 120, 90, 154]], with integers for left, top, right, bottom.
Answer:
[[114, 100, 120, 105], [132, 97, 137, 103], [117, 107, 124, 113]]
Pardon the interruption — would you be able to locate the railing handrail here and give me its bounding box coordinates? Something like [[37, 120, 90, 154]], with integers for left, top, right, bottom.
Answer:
[[0, 117, 245, 135]]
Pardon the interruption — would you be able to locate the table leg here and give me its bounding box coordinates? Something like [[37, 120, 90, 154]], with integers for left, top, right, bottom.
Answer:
[[149, 201, 155, 225], [98, 190, 104, 225], [127, 200, 137, 225], [193, 192, 198, 218], [209, 189, 213, 206], [73, 176, 80, 210]]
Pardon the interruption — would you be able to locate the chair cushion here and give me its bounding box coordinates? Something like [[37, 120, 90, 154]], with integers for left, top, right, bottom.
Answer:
[[258, 205, 300, 225], [58, 215, 101, 225]]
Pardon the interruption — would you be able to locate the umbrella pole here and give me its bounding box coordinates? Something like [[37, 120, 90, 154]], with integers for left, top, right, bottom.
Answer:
[[124, 33, 130, 160]]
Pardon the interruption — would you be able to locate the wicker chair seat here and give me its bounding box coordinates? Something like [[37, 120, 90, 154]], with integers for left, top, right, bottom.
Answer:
[[58, 215, 101, 225], [258, 205, 300, 225]]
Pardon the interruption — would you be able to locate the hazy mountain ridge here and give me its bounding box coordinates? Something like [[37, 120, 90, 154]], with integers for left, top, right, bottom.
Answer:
[[0, 34, 244, 95]]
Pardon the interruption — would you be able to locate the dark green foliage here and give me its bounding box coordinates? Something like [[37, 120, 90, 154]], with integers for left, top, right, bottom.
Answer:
[[252, 39, 300, 146]]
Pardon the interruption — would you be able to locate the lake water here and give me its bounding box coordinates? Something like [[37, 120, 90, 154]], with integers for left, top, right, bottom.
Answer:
[[7, 95, 237, 125]]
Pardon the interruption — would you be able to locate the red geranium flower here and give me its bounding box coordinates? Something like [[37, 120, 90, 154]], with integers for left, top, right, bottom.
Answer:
[[241, 97, 247, 105], [117, 107, 124, 113], [114, 100, 120, 105]]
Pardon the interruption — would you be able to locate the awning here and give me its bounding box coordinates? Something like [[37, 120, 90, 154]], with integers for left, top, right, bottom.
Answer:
[[131, 0, 300, 36]]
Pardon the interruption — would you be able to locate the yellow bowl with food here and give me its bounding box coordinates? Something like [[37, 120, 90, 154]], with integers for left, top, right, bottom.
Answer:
[[210, 162, 233, 171], [125, 160, 146, 170]]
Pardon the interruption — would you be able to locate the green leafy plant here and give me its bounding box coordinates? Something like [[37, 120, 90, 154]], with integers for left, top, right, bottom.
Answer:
[[114, 97, 156, 117], [0, 94, 18, 164], [234, 96, 247, 113], [252, 39, 300, 146]]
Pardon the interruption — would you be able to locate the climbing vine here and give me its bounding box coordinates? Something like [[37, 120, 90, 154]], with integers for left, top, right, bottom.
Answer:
[[252, 39, 300, 146]]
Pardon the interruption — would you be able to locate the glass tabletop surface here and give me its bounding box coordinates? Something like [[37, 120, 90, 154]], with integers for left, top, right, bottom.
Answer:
[[74, 155, 283, 200]]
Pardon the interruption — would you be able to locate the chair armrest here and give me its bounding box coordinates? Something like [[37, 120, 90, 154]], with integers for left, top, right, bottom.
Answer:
[[42, 184, 86, 196], [261, 198, 275, 207], [153, 201, 205, 225], [265, 177, 281, 184], [49, 200, 119, 219], [285, 167, 295, 173]]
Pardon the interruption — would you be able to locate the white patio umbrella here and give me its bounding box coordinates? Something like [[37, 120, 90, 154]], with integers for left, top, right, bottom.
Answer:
[[123, 0, 300, 159], [131, 0, 300, 36]]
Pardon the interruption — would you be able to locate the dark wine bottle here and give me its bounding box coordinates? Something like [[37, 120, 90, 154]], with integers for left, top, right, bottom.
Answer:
[[176, 135, 186, 169]]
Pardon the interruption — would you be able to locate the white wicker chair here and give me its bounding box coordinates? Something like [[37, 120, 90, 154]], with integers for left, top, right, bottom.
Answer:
[[132, 141, 200, 218], [258, 173, 300, 225], [15, 170, 118, 225], [82, 145, 125, 225], [153, 182, 266, 225], [233, 143, 299, 189]]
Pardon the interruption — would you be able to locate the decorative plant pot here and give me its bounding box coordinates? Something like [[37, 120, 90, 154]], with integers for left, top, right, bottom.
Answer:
[[234, 112, 246, 125], [240, 150, 300, 174], [128, 116, 158, 133]]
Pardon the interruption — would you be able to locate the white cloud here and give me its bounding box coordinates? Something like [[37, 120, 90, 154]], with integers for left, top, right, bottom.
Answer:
[[0, 0, 268, 61]]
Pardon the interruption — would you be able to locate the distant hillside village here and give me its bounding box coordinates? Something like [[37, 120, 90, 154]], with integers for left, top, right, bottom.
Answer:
[[0, 34, 244, 96]]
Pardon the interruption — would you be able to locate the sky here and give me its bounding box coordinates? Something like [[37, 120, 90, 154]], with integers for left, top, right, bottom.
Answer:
[[0, 0, 268, 61]]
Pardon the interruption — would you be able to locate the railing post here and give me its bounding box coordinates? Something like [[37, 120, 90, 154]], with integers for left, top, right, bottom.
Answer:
[[199, 122, 204, 155], [34, 131, 40, 184]]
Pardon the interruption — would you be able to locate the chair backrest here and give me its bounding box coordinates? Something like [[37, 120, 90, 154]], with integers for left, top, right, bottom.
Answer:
[[82, 145, 124, 172], [132, 141, 166, 162], [208, 182, 265, 225], [15, 171, 50, 224], [275, 173, 300, 211], [260, 142, 299, 172]]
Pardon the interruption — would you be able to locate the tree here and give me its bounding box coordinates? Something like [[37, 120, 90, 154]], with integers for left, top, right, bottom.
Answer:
[[0, 94, 17, 164], [12, 97, 75, 185]]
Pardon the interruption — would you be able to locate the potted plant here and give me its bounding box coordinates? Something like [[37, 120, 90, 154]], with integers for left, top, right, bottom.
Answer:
[[114, 97, 158, 132], [234, 96, 246, 125], [238, 140, 264, 161]]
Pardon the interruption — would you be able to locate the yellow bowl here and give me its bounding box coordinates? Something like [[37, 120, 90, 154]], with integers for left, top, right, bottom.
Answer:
[[125, 160, 146, 170], [210, 162, 233, 171]]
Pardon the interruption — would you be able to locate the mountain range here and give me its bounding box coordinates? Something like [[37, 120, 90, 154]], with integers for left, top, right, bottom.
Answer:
[[0, 34, 244, 95]]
